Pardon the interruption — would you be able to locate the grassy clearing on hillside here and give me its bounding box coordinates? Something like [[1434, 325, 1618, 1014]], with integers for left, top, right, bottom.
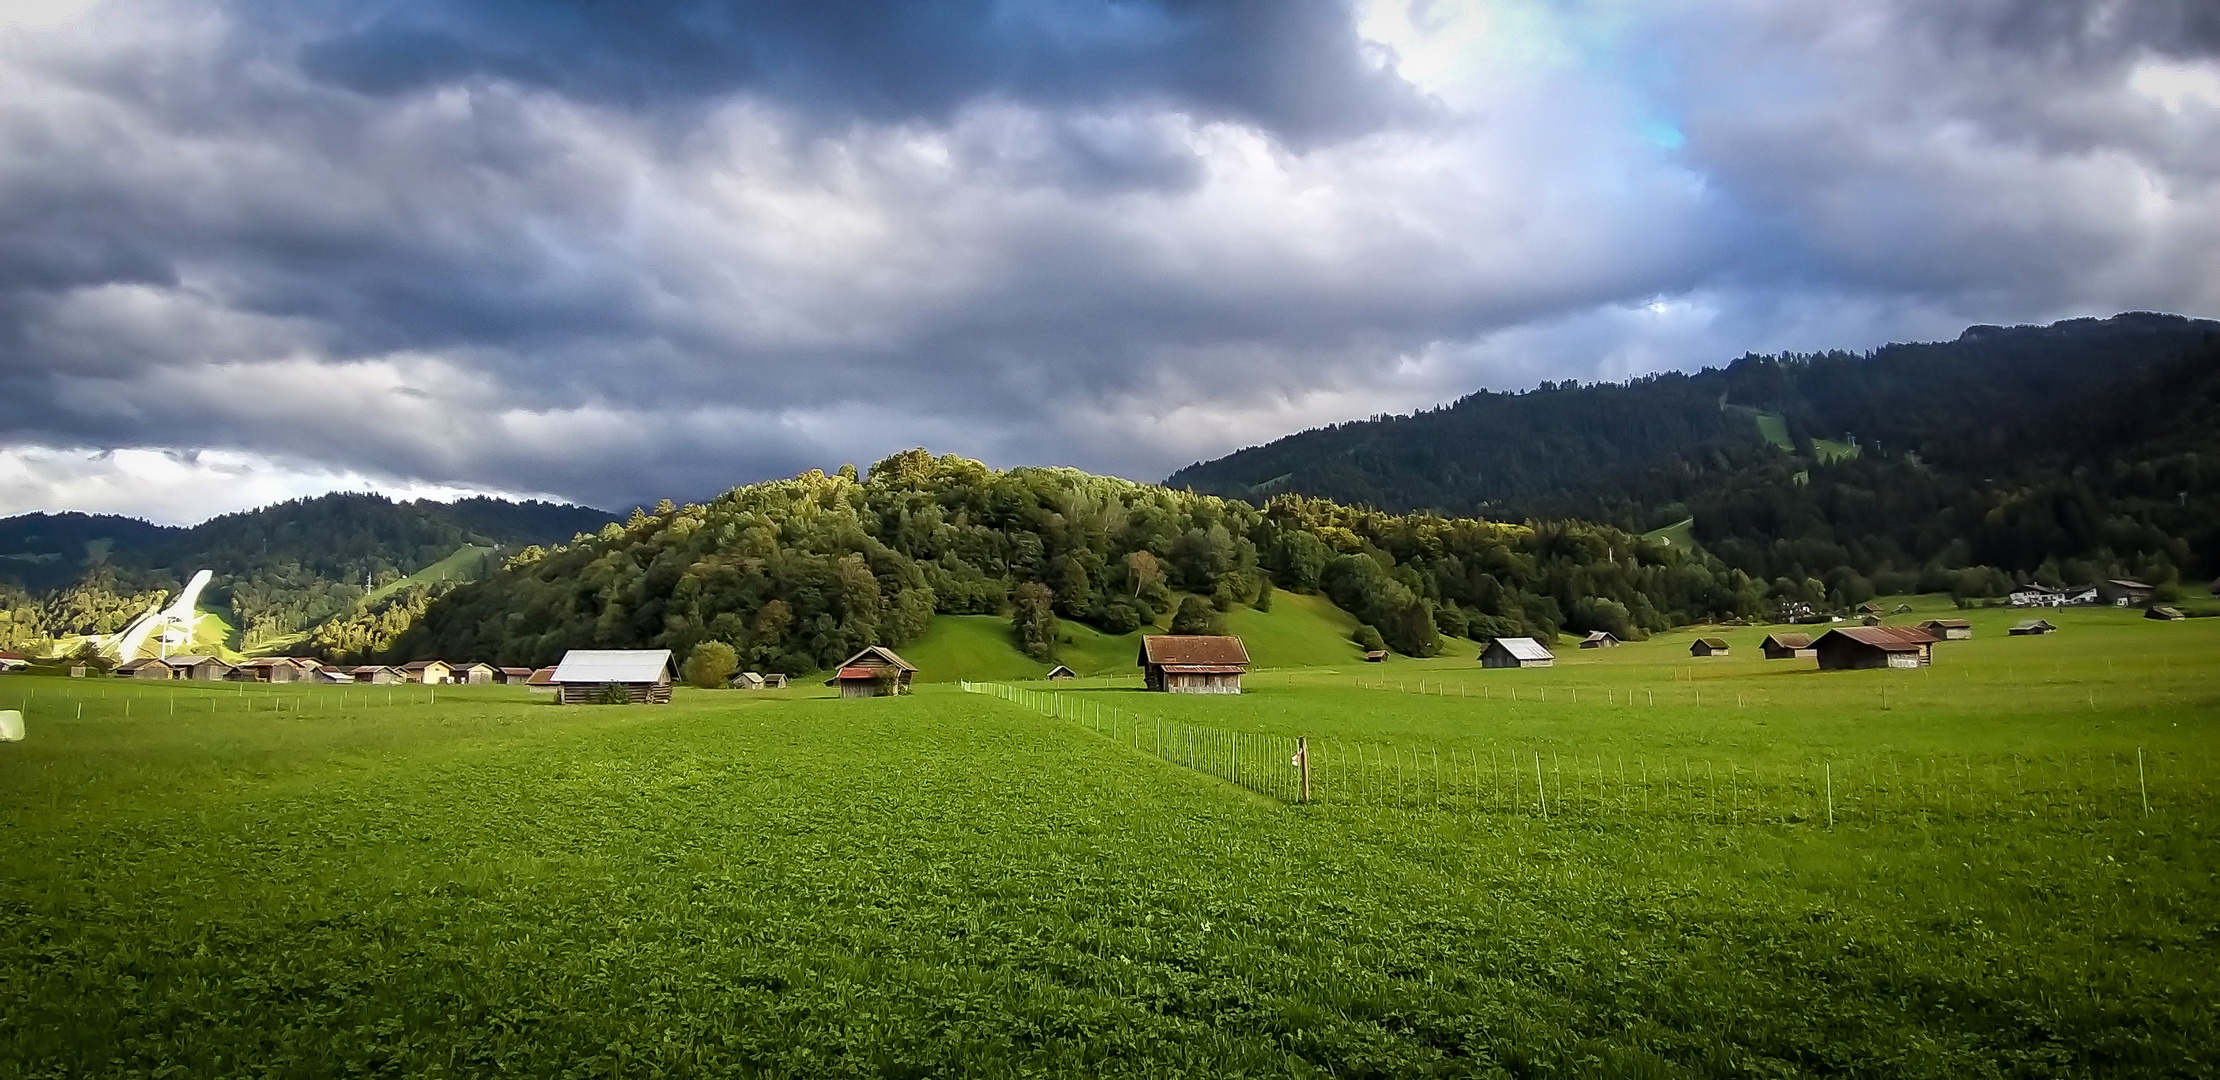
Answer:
[[1641, 516, 1697, 550], [1, 605, 2214, 1077], [902, 590, 1387, 683], [360, 543, 495, 607]]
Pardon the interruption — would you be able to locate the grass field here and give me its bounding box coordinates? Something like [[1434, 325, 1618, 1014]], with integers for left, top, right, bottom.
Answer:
[[2, 600, 2215, 1077]]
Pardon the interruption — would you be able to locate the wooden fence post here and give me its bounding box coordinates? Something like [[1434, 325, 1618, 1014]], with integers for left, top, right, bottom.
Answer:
[[1298, 736, 1311, 804]]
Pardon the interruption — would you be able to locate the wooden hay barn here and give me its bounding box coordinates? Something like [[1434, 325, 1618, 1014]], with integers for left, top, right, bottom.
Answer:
[[2144, 605, 2186, 621], [1689, 637, 1730, 657], [453, 662, 497, 684], [832, 646, 917, 698], [308, 666, 356, 685], [730, 671, 767, 690], [1578, 631, 1620, 649], [118, 658, 177, 680], [1479, 637, 1553, 668], [1917, 618, 1973, 640], [1813, 626, 1936, 670], [351, 665, 405, 684], [1362, 650, 1388, 663], [763, 673, 788, 689], [495, 667, 536, 685], [166, 655, 233, 681], [231, 657, 312, 683], [1045, 665, 1077, 681], [550, 650, 674, 704], [1138, 635, 1249, 693], [524, 667, 558, 694], [2009, 619, 2058, 636], [1760, 632, 1815, 660]]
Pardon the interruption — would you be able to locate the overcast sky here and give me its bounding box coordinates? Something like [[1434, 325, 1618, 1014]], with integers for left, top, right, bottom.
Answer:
[[2, 0, 2216, 522]]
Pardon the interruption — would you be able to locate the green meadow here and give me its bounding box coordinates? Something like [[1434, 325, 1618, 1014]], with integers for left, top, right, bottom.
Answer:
[[2, 599, 2215, 1077]]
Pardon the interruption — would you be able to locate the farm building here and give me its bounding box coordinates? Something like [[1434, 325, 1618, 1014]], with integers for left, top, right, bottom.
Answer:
[[399, 660, 452, 685], [549, 650, 675, 705], [0, 651, 27, 672], [1855, 602, 1883, 616], [165, 655, 233, 681], [1363, 650, 1388, 662], [1479, 637, 1554, 668], [1045, 665, 1077, 681], [524, 667, 557, 695], [2009, 619, 2058, 635], [1578, 631, 1620, 649], [1689, 637, 1730, 657], [2103, 579, 2155, 606], [831, 646, 918, 697], [763, 674, 788, 689], [1917, 618, 1973, 640], [1139, 635, 1250, 693], [308, 666, 356, 685], [1760, 632, 1815, 659], [351, 665, 405, 684], [495, 667, 535, 685], [2145, 605, 2186, 621], [452, 662, 497, 684], [1813, 626, 1936, 670], [730, 671, 766, 690], [232, 657, 313, 683], [118, 658, 177, 680]]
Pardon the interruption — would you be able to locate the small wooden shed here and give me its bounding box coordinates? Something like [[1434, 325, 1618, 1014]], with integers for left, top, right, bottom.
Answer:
[[2008, 619, 2057, 636], [1917, 618, 1972, 641], [1045, 665, 1077, 681], [495, 667, 536, 685], [763, 673, 788, 689], [351, 665, 405, 684], [1813, 627, 1935, 670], [1689, 637, 1731, 657], [1578, 631, 1620, 649], [232, 657, 312, 683], [1479, 637, 1554, 668], [730, 671, 767, 690], [2144, 605, 2186, 621], [308, 666, 356, 685], [118, 658, 178, 680], [166, 654, 233, 681], [1759, 632, 1815, 660], [1138, 635, 1249, 693], [550, 650, 674, 704], [453, 662, 497, 684], [1362, 650, 1388, 663], [832, 646, 918, 698]]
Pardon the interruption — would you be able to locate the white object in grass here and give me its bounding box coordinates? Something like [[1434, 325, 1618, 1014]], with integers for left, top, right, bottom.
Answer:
[[0, 710, 22, 742]]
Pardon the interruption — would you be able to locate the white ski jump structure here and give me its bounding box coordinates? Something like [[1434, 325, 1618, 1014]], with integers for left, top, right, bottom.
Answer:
[[106, 569, 213, 662]]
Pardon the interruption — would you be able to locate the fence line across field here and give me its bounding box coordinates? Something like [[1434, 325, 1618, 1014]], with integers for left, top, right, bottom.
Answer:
[[962, 681, 2186, 826]]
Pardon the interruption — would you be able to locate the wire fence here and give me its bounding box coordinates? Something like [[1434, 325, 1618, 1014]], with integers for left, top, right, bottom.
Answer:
[[964, 682, 2185, 826], [962, 681, 1310, 804]]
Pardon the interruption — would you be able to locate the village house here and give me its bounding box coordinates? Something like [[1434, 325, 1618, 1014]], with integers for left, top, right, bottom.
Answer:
[[1689, 637, 1731, 657], [2009, 618, 2058, 636], [2008, 584, 2062, 607], [1917, 618, 1973, 640], [351, 665, 405, 684], [1760, 632, 1816, 659], [1813, 626, 1937, 670], [452, 662, 497, 684], [1578, 631, 1620, 649], [831, 645, 918, 698], [1045, 665, 1077, 681], [549, 649, 674, 704], [1479, 637, 1554, 668], [1138, 635, 1250, 693], [399, 660, 452, 685]]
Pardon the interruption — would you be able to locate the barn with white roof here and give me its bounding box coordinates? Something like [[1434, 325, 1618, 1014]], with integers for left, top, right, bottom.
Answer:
[[549, 649, 676, 704]]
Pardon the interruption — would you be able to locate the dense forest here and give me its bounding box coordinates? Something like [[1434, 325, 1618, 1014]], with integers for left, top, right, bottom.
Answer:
[[393, 451, 1771, 671], [1170, 313, 2220, 593], [0, 494, 611, 649]]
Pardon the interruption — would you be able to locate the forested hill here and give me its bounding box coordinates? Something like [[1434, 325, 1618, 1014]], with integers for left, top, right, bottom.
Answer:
[[1168, 313, 2220, 594], [0, 493, 612, 647], [393, 451, 1757, 672]]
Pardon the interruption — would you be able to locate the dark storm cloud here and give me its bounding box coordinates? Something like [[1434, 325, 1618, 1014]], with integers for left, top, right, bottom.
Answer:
[[0, 0, 2215, 519], [279, 0, 1424, 143]]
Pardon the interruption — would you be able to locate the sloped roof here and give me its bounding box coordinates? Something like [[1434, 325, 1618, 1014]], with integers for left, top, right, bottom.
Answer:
[[351, 665, 399, 675], [1821, 627, 1934, 652], [1762, 632, 1812, 648], [399, 659, 447, 671], [236, 657, 303, 669], [1694, 637, 1730, 648], [1485, 636, 1554, 661], [117, 658, 172, 671], [1918, 619, 1972, 628], [525, 667, 557, 686], [498, 667, 534, 676], [2110, 578, 2152, 589], [2011, 619, 2056, 630], [834, 645, 917, 672], [1582, 631, 1618, 642], [1138, 635, 1250, 666], [1045, 665, 1077, 678], [550, 649, 674, 684]]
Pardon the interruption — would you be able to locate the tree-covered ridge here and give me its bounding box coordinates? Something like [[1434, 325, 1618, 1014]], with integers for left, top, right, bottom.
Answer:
[[392, 451, 1762, 671], [0, 493, 613, 647], [1169, 313, 2220, 594]]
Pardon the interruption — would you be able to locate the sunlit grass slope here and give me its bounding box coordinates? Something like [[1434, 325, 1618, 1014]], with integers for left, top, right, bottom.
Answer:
[[905, 590, 1388, 682]]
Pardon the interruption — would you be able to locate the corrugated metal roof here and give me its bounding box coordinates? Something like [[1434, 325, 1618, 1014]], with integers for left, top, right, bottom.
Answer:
[[551, 649, 673, 684], [1822, 627, 1932, 652], [834, 646, 917, 672], [1138, 635, 1250, 666], [1489, 636, 1554, 661]]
